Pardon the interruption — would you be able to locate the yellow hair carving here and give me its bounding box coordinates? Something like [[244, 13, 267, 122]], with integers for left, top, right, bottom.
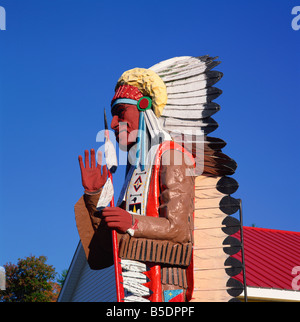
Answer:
[[116, 68, 167, 118]]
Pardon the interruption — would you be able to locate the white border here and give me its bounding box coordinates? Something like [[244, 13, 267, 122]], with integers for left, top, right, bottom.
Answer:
[[241, 287, 300, 302]]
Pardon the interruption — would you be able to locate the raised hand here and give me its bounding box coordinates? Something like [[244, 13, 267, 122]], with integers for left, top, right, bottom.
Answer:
[[78, 149, 108, 193]]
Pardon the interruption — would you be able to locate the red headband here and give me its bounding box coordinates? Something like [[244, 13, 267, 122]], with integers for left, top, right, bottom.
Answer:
[[111, 85, 143, 107]]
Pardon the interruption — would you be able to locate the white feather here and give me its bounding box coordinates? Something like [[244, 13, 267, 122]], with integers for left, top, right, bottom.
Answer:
[[167, 96, 208, 105], [163, 104, 207, 111], [165, 74, 208, 87], [167, 88, 208, 99], [167, 80, 207, 93], [150, 55, 222, 139], [96, 177, 114, 209], [162, 109, 207, 119], [163, 117, 210, 127], [104, 137, 118, 171], [150, 56, 192, 72], [159, 66, 208, 82]]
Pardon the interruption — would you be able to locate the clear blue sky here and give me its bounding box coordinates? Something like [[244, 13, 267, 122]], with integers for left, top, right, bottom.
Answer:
[[0, 0, 299, 275]]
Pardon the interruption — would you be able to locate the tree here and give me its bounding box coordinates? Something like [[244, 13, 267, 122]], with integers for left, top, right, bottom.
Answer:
[[56, 269, 68, 288], [0, 255, 60, 302]]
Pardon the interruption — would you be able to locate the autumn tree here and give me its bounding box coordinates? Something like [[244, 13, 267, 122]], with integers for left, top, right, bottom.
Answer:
[[0, 255, 60, 302]]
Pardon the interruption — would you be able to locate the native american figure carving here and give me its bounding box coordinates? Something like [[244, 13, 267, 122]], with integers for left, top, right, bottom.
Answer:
[[75, 56, 245, 302]]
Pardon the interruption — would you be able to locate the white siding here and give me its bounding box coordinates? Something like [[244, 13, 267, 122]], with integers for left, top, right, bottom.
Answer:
[[58, 242, 117, 302], [71, 261, 116, 302]]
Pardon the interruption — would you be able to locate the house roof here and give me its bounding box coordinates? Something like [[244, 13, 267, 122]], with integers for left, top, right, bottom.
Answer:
[[59, 227, 300, 302], [232, 227, 300, 291]]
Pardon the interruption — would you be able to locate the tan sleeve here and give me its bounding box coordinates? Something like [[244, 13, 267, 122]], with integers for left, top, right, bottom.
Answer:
[[75, 192, 114, 270], [132, 149, 195, 244]]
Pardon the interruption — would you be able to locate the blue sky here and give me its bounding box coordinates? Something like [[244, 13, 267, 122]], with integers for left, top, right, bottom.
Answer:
[[0, 0, 299, 275]]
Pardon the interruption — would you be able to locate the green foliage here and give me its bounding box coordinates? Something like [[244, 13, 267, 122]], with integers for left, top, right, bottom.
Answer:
[[0, 255, 59, 302], [56, 268, 68, 287]]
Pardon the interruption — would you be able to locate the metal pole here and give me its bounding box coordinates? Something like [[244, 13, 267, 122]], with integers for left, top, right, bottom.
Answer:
[[104, 108, 124, 302], [109, 171, 124, 302], [238, 199, 248, 302]]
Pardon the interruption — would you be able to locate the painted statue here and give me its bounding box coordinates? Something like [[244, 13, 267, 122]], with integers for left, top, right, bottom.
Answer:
[[75, 56, 245, 302]]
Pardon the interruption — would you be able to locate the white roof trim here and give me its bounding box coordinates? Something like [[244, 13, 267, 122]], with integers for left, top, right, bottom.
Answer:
[[57, 241, 85, 302], [241, 287, 300, 302]]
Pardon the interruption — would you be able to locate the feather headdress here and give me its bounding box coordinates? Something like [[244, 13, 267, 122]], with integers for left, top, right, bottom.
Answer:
[[149, 56, 246, 302]]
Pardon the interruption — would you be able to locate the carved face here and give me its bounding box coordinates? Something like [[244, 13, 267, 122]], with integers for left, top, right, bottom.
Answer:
[[111, 104, 140, 151]]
